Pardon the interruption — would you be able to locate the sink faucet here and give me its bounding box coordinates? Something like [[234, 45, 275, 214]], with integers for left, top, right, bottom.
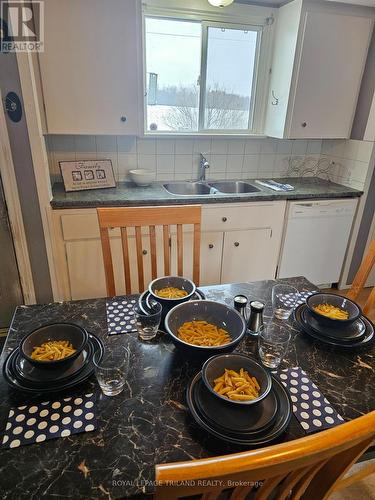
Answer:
[[199, 153, 210, 181]]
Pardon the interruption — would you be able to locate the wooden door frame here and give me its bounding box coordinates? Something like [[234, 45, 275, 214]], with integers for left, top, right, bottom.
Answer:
[[0, 89, 36, 304]]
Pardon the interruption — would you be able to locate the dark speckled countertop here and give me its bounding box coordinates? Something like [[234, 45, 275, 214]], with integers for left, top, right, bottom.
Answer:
[[0, 278, 374, 499], [50, 177, 362, 209]]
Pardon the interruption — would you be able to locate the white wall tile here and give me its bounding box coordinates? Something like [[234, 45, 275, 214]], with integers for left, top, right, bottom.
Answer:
[[50, 135, 75, 152], [307, 140, 322, 154], [291, 140, 307, 156], [175, 138, 193, 154], [227, 139, 245, 155], [138, 154, 156, 171], [343, 140, 359, 160], [226, 154, 243, 172], [193, 138, 211, 154], [137, 138, 156, 155], [74, 135, 96, 153], [210, 154, 227, 173], [244, 139, 261, 154], [260, 138, 277, 154], [258, 154, 276, 173], [242, 154, 259, 174], [156, 154, 175, 174], [175, 172, 194, 181], [118, 153, 138, 172], [156, 138, 175, 155], [174, 154, 193, 174], [117, 136, 137, 154], [96, 135, 116, 153], [276, 139, 293, 155], [211, 139, 228, 154]]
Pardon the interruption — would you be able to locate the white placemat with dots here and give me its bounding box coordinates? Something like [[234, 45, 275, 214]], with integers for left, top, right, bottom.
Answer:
[[273, 367, 344, 434], [1, 393, 97, 449], [106, 295, 138, 335], [280, 290, 318, 308]]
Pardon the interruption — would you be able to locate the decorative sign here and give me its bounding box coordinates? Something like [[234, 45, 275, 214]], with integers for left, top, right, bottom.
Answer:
[[59, 159, 116, 192]]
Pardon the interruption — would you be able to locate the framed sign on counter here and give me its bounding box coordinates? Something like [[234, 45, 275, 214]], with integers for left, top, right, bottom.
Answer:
[[59, 159, 116, 192]]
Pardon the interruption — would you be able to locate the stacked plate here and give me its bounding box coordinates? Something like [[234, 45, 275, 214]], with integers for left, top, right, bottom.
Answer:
[[186, 372, 291, 445], [294, 304, 374, 348], [3, 332, 104, 393]]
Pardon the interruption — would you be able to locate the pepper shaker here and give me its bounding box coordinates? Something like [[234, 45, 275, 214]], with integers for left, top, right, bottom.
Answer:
[[233, 295, 248, 319], [247, 300, 265, 336]]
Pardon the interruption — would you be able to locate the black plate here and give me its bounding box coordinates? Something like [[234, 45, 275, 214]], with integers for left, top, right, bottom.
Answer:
[[301, 306, 366, 342], [14, 344, 90, 385], [3, 333, 104, 393], [295, 304, 375, 349], [186, 372, 291, 446], [194, 375, 278, 436]]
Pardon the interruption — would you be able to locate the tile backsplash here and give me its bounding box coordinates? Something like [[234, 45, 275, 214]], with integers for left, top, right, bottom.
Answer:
[[46, 135, 322, 183], [46, 135, 374, 190]]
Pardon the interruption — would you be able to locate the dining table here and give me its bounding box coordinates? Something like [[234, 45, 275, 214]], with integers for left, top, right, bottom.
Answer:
[[0, 276, 374, 500]]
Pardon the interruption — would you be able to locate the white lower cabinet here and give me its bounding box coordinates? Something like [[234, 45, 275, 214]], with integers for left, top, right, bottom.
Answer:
[[52, 201, 286, 301]]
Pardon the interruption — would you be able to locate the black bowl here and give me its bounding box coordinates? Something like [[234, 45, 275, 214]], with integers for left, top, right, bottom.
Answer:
[[306, 293, 361, 329], [20, 323, 88, 369], [165, 300, 246, 355], [148, 276, 196, 307], [202, 353, 272, 406]]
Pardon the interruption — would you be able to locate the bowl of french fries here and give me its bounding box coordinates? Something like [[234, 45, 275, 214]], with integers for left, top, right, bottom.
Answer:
[[165, 300, 246, 354], [20, 323, 88, 369], [202, 353, 272, 406]]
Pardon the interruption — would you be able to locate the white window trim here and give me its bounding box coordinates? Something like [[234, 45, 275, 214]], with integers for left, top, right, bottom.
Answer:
[[141, 3, 275, 137]]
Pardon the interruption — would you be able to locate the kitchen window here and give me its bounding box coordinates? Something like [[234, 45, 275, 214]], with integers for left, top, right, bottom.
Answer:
[[144, 16, 263, 134]]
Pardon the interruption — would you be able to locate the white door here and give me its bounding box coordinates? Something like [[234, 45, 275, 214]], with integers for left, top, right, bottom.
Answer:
[[221, 228, 274, 284], [288, 11, 372, 138], [39, 0, 140, 134]]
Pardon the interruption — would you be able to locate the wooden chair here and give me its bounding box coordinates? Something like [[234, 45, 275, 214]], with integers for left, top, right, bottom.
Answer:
[[347, 238, 375, 316], [155, 409, 375, 500], [97, 206, 201, 295]]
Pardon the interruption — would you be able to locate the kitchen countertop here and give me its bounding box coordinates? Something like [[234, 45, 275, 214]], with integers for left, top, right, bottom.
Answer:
[[0, 277, 374, 499], [50, 177, 362, 209]]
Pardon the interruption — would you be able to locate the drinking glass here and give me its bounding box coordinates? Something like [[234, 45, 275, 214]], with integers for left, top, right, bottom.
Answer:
[[134, 301, 162, 341], [272, 284, 299, 320], [94, 345, 130, 396], [258, 322, 291, 369]]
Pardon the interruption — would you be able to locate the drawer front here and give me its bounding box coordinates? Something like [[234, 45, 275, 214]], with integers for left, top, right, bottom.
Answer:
[[202, 203, 283, 232]]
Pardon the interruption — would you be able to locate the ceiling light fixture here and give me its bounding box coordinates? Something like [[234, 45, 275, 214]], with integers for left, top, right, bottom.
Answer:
[[208, 0, 234, 7]]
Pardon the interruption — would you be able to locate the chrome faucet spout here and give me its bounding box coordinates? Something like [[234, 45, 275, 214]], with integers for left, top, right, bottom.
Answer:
[[199, 153, 210, 181]]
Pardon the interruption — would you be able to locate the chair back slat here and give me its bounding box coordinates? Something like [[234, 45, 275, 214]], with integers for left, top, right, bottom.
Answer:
[[149, 225, 157, 280], [99, 227, 116, 296], [134, 226, 145, 292], [177, 224, 183, 276], [347, 238, 375, 315], [155, 409, 375, 500], [163, 225, 171, 276], [120, 227, 131, 294], [97, 206, 201, 295]]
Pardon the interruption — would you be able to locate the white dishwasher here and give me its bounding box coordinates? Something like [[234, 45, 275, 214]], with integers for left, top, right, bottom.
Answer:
[[278, 199, 357, 286]]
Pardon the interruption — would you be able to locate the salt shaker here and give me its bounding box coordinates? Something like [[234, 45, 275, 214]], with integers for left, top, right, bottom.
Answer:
[[247, 300, 265, 336], [233, 295, 248, 319]]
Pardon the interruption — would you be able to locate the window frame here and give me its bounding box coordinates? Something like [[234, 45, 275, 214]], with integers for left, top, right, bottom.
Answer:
[[142, 6, 274, 137]]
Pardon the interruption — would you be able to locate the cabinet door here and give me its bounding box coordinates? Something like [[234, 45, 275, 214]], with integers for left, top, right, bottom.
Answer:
[[221, 228, 274, 284], [170, 231, 223, 286], [288, 11, 372, 138], [39, 0, 140, 134]]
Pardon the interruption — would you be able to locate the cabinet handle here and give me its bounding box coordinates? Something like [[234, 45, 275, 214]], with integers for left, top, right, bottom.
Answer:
[[120, 116, 127, 122], [208, 244, 214, 249], [301, 122, 307, 128], [222, 217, 227, 222], [234, 242, 240, 247], [142, 249, 148, 255]]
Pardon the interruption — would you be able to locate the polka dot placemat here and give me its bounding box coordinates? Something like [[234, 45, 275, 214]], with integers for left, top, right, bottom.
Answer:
[[106, 295, 138, 335], [1, 393, 97, 449], [273, 367, 344, 434], [279, 290, 318, 308]]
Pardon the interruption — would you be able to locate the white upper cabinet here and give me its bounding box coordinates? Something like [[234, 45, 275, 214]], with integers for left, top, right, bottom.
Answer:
[[265, 0, 374, 139], [38, 0, 141, 135]]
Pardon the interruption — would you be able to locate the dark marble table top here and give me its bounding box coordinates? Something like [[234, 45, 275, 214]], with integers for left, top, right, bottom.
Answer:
[[50, 177, 362, 209], [0, 277, 374, 499]]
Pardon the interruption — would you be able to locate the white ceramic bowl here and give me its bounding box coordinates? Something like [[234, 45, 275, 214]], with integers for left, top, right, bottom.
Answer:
[[129, 169, 155, 187]]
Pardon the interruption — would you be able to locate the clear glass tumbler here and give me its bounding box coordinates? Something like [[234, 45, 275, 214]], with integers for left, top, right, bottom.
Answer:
[[258, 322, 291, 369], [272, 284, 299, 320], [93, 345, 130, 396], [134, 301, 162, 341]]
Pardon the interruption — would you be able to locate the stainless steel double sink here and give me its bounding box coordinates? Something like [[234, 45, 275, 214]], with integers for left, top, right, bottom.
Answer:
[[163, 181, 260, 196]]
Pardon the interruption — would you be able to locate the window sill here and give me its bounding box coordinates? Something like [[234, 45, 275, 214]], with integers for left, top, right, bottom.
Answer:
[[141, 132, 268, 139]]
